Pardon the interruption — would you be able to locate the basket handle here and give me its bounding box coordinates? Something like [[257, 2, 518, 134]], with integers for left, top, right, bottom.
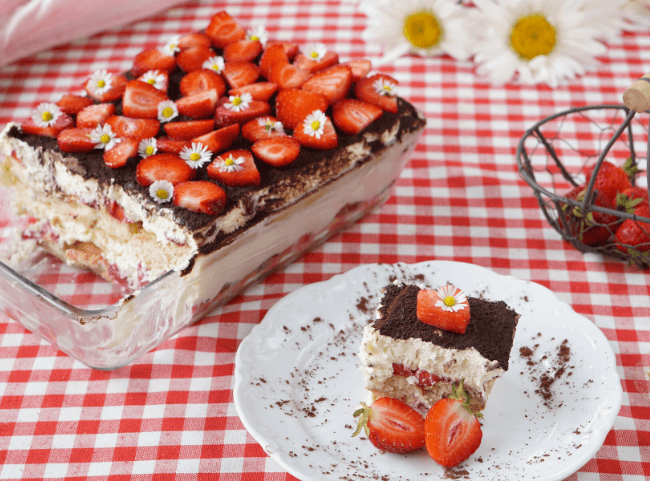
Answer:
[[623, 73, 650, 113]]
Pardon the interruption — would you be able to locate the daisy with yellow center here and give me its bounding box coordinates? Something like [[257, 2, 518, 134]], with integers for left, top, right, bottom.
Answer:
[[258, 117, 285, 136], [246, 25, 269, 45], [301, 42, 327, 61], [157, 100, 178, 123], [149, 180, 174, 204], [373, 78, 398, 97], [217, 154, 245, 173], [202, 55, 225, 73], [161, 35, 181, 56], [138, 138, 158, 158], [89, 124, 121, 151], [32, 103, 62, 128], [472, 0, 611, 87], [302, 110, 327, 139], [180, 142, 212, 169], [88, 69, 113, 95], [140, 70, 167, 91], [359, 0, 473, 65], [435, 285, 468, 313], [224, 92, 252, 112]]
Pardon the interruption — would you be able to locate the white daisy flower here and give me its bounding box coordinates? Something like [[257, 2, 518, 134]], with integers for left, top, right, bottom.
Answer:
[[435, 285, 468, 313], [31, 103, 62, 127], [180, 142, 213, 169], [302, 110, 328, 139], [88, 69, 113, 95], [359, 0, 474, 65], [247, 25, 269, 45], [224, 93, 252, 112], [373, 78, 398, 97], [301, 42, 327, 61], [161, 35, 181, 56], [472, 0, 611, 88], [140, 70, 167, 90], [89, 124, 121, 151], [216, 154, 245, 173], [138, 138, 157, 158], [258, 117, 285, 136], [202, 55, 225, 73], [149, 180, 174, 203], [157, 100, 178, 123]]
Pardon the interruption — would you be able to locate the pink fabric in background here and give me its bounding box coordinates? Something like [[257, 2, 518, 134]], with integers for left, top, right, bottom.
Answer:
[[0, 0, 185, 67]]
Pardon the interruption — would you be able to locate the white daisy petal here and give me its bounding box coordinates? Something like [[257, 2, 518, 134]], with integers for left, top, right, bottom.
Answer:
[[149, 180, 174, 203], [302, 110, 327, 139], [89, 124, 121, 151], [301, 42, 327, 61], [202, 55, 225, 73], [435, 285, 468, 313], [217, 154, 245, 173], [88, 69, 113, 95], [180, 142, 213, 169], [31, 103, 62, 127], [247, 25, 269, 45], [161, 35, 181, 56], [157, 100, 178, 123], [138, 138, 158, 158], [257, 117, 285, 136], [224, 93, 252, 112], [139, 70, 167, 90]]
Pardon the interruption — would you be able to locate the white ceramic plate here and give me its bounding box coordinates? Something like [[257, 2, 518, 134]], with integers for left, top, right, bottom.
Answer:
[[233, 261, 622, 481]]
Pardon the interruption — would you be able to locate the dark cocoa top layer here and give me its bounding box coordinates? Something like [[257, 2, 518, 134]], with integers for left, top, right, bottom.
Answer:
[[374, 283, 519, 370]]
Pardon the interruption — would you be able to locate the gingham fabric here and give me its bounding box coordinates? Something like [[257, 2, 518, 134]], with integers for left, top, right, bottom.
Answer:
[[0, 1, 649, 479]]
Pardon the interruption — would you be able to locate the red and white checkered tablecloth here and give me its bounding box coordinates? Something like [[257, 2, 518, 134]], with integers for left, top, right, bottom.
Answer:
[[0, 1, 649, 479]]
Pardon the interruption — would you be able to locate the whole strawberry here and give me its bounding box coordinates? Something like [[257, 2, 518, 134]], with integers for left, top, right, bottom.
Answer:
[[352, 397, 425, 453], [559, 185, 618, 246], [425, 382, 482, 468], [583, 159, 634, 208], [615, 204, 650, 254]]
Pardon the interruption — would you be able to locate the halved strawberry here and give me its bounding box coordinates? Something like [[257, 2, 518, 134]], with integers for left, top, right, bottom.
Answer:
[[355, 74, 398, 113], [179, 70, 227, 98], [103, 138, 139, 168], [176, 45, 215, 73], [228, 82, 278, 101], [163, 120, 215, 140], [274, 89, 329, 130], [173, 180, 227, 215], [222, 62, 261, 89], [132, 48, 177, 78], [156, 136, 192, 154], [176, 89, 219, 119], [137, 70, 169, 92], [425, 383, 483, 467], [84, 74, 128, 102], [224, 39, 263, 63], [105, 115, 161, 139], [107, 201, 128, 222], [205, 11, 246, 49], [268, 62, 311, 90], [265, 41, 299, 61], [259, 43, 289, 79], [192, 124, 240, 154], [122, 80, 169, 119], [332, 98, 383, 135], [293, 112, 338, 150], [57, 128, 95, 153], [251, 136, 300, 167], [21, 113, 74, 138], [302, 64, 353, 104], [241, 116, 284, 142], [416, 285, 470, 334], [293, 50, 339, 73], [353, 397, 425, 454], [343, 59, 372, 82], [76, 103, 116, 128], [178, 32, 212, 50], [207, 149, 261, 187], [214, 98, 271, 128], [135, 153, 196, 187], [56, 94, 93, 115]]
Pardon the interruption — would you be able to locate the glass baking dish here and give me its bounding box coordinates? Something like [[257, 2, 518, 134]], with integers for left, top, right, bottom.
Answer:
[[0, 123, 424, 370]]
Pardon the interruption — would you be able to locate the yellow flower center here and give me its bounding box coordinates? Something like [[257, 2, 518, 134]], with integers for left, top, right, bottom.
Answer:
[[147, 78, 156, 85], [156, 189, 169, 200], [232, 97, 242, 106], [169, 44, 176, 52], [404, 10, 442, 50], [250, 35, 259, 41], [41, 111, 54, 122], [211, 64, 221, 71], [443, 296, 456, 307], [190, 152, 201, 161], [310, 120, 321, 131], [100, 134, 111, 144], [224, 158, 234, 166], [145, 146, 154, 155], [510, 13, 556, 61], [310, 51, 319, 59], [162, 107, 174, 118], [96, 79, 106, 89]]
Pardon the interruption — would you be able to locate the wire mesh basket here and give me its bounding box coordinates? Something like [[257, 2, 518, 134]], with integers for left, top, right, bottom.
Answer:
[[516, 75, 650, 267]]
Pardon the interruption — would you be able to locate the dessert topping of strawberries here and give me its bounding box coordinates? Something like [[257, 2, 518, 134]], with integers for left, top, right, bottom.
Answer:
[[207, 149, 261, 187], [23, 103, 74, 138], [425, 381, 483, 468], [417, 285, 470, 334], [179, 142, 213, 169], [352, 397, 425, 454], [173, 180, 227, 215], [293, 110, 338, 150]]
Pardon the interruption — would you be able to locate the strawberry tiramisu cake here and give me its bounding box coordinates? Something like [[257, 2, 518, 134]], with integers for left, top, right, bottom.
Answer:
[[358, 282, 519, 413]]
